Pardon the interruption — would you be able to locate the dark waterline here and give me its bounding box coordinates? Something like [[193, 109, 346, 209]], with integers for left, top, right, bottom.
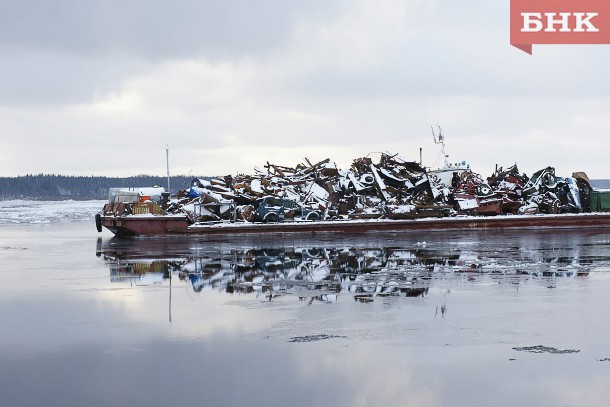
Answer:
[[2, 222, 610, 406]]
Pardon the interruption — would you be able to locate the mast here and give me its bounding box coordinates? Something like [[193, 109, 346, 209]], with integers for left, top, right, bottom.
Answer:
[[166, 145, 170, 194]]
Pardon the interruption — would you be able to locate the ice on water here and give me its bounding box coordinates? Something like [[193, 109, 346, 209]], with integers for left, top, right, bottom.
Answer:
[[0, 200, 105, 224]]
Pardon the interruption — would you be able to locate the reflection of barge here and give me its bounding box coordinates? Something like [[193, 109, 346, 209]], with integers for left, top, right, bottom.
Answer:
[[99, 242, 439, 301], [98, 229, 596, 302]]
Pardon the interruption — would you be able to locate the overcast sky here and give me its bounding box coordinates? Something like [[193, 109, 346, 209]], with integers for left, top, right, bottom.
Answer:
[[1, 0, 609, 179]]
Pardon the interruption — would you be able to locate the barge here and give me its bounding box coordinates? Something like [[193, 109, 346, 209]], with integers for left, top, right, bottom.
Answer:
[[95, 151, 610, 237]]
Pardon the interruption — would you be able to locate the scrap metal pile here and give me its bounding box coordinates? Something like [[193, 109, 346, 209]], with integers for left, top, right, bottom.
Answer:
[[453, 164, 590, 216], [168, 152, 591, 223]]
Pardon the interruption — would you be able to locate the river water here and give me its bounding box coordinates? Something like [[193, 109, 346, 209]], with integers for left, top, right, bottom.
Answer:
[[1, 201, 610, 406]]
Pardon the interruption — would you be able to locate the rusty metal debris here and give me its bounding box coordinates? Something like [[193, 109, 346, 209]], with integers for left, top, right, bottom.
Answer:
[[142, 152, 590, 224]]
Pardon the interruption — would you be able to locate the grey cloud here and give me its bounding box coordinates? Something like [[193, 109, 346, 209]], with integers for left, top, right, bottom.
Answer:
[[0, 0, 337, 105], [0, 0, 332, 60], [0, 52, 150, 105], [282, 30, 610, 101]]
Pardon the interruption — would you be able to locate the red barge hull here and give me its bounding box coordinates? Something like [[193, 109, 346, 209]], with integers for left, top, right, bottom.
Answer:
[[100, 213, 610, 237]]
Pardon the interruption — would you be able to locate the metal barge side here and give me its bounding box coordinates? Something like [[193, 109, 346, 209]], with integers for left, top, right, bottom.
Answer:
[[100, 212, 610, 237]]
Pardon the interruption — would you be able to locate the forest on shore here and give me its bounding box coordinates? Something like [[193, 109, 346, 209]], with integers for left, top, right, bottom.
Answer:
[[0, 174, 201, 200], [0, 174, 609, 201]]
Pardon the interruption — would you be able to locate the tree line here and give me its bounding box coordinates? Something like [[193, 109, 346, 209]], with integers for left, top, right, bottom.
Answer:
[[0, 173, 608, 200], [593, 179, 610, 189], [0, 174, 202, 200]]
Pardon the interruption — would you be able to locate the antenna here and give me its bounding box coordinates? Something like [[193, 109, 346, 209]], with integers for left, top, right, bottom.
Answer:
[[431, 125, 445, 147], [431, 125, 449, 168]]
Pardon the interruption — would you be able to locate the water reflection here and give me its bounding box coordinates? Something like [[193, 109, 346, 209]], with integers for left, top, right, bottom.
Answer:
[[100, 243, 431, 302], [5, 225, 610, 407], [97, 229, 610, 302]]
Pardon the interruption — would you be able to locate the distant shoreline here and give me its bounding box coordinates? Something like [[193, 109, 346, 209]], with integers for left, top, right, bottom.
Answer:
[[1, 174, 609, 201], [0, 174, 203, 200]]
